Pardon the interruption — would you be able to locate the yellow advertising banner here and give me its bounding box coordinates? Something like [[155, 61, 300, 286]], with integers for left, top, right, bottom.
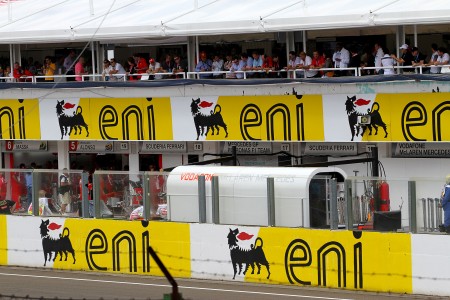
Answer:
[[54, 219, 190, 278], [250, 228, 412, 293], [374, 93, 450, 142], [203, 95, 324, 141], [0, 99, 41, 139], [87, 97, 173, 141]]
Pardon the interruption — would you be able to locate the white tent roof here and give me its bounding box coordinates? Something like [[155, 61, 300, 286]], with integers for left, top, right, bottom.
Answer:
[[0, 0, 449, 44]]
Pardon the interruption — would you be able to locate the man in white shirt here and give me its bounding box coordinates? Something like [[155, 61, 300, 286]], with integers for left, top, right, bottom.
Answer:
[[428, 43, 440, 74], [297, 51, 317, 78], [435, 47, 450, 73], [374, 43, 384, 74], [109, 58, 126, 81], [381, 49, 396, 75], [332, 43, 350, 76]]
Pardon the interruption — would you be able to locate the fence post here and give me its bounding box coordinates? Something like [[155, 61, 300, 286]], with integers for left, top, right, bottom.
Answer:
[[211, 176, 219, 224], [31, 170, 39, 216], [330, 178, 338, 230], [143, 172, 150, 221], [408, 181, 417, 233], [345, 179, 353, 230], [81, 171, 90, 218], [93, 174, 100, 218], [198, 175, 206, 223], [267, 177, 275, 226]]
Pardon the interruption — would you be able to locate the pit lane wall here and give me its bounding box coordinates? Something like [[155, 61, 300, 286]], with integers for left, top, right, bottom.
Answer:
[[1, 215, 447, 296], [3, 92, 450, 141]]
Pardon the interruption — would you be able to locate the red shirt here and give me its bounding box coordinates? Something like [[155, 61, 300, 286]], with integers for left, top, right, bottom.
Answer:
[[311, 56, 325, 68], [137, 58, 148, 74]]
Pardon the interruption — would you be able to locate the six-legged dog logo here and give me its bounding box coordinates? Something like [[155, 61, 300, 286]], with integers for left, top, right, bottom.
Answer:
[[39, 219, 76, 267], [190, 98, 228, 140], [227, 228, 270, 280], [56, 100, 89, 140]]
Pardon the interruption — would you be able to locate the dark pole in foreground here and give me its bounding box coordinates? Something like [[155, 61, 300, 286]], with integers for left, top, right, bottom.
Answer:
[[148, 246, 181, 300]]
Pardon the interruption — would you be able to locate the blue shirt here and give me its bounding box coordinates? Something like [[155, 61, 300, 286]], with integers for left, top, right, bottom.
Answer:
[[236, 60, 247, 79], [25, 172, 32, 188], [195, 59, 213, 79]]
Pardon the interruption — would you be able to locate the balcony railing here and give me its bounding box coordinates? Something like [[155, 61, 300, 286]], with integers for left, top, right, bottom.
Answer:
[[1, 65, 449, 83]]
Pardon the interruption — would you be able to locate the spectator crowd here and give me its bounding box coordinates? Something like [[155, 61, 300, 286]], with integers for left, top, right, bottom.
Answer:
[[1, 43, 449, 82]]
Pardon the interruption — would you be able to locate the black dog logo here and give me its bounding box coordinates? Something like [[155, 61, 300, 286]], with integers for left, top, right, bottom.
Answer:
[[360, 102, 388, 139], [56, 100, 89, 140], [345, 96, 388, 141], [227, 228, 270, 280], [39, 219, 76, 267], [190, 98, 228, 140]]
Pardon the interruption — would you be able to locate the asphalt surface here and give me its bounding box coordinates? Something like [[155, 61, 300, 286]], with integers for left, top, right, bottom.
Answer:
[[0, 266, 443, 300]]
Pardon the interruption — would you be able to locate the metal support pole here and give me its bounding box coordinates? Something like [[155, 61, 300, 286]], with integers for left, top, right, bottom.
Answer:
[[267, 177, 275, 226], [91, 41, 96, 81], [421, 198, 427, 232], [435, 198, 442, 226], [408, 181, 417, 233], [371, 147, 380, 211], [232, 145, 237, 166], [81, 171, 90, 218], [31, 170, 39, 216], [345, 179, 353, 230], [143, 173, 150, 221], [93, 174, 100, 218], [211, 176, 220, 224], [429, 197, 435, 230], [330, 178, 338, 230], [198, 175, 206, 223]]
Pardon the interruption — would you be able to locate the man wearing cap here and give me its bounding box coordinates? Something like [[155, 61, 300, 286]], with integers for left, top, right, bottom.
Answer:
[[391, 44, 413, 73], [439, 174, 450, 233], [146, 58, 162, 80], [195, 52, 213, 79]]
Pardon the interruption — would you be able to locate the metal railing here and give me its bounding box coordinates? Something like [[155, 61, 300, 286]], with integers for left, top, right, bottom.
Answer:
[[2, 64, 450, 83]]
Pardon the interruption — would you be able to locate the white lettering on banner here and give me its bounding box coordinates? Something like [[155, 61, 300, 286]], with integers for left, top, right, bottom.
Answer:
[[142, 142, 187, 153], [70, 141, 114, 153], [223, 141, 272, 154], [4, 140, 48, 152], [304, 142, 357, 156], [393, 143, 450, 157]]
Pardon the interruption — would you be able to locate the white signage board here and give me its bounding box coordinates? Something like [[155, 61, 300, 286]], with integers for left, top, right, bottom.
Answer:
[[141, 142, 187, 153], [222, 141, 272, 154], [68, 141, 114, 152], [304, 143, 358, 156], [4, 140, 48, 152], [392, 143, 450, 158]]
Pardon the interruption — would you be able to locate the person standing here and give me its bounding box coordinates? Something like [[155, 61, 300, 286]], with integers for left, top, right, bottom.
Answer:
[[64, 50, 76, 81], [75, 57, 88, 81], [332, 43, 350, 76], [439, 175, 450, 233], [43, 56, 56, 82], [59, 168, 71, 214]]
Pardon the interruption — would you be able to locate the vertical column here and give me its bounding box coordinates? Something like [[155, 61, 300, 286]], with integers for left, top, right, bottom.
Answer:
[[345, 179, 353, 230], [211, 176, 219, 224], [81, 171, 90, 218], [57, 141, 70, 170], [267, 177, 275, 226], [198, 175, 206, 223], [187, 36, 196, 73], [330, 178, 338, 230], [408, 181, 417, 233]]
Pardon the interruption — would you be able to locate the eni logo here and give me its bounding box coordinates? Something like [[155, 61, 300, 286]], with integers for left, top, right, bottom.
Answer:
[[284, 231, 363, 289], [85, 223, 150, 273]]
